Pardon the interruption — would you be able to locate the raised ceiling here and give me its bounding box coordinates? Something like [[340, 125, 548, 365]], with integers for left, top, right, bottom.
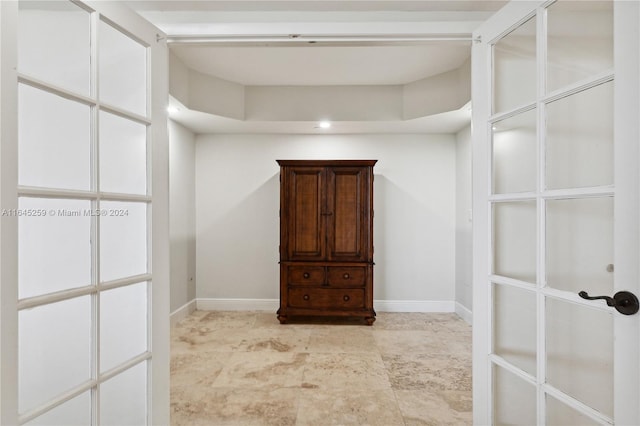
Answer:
[[127, 1, 507, 133], [169, 44, 472, 86]]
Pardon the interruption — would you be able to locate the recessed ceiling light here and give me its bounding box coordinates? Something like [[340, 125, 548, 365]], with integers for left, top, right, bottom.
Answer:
[[318, 121, 331, 129]]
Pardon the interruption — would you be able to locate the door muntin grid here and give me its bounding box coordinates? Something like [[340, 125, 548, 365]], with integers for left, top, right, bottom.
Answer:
[[16, 1, 152, 424], [488, 1, 615, 424]]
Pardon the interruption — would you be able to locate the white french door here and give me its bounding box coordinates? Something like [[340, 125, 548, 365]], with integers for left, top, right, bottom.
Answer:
[[1, 1, 169, 425], [472, 0, 640, 424]]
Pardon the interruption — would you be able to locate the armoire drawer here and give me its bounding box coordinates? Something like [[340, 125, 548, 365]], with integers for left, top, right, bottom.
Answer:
[[327, 266, 365, 287], [288, 288, 365, 309], [287, 266, 325, 285]]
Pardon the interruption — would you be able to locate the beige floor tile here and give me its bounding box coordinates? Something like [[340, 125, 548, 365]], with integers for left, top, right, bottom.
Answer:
[[302, 352, 391, 390], [276, 316, 373, 329], [382, 353, 471, 391], [372, 330, 447, 354], [373, 329, 472, 355], [171, 386, 300, 426], [253, 313, 368, 329], [296, 388, 405, 426], [172, 309, 210, 327], [172, 320, 312, 354], [213, 352, 308, 388], [170, 351, 230, 387], [174, 310, 261, 330], [170, 310, 473, 425], [440, 316, 473, 334], [374, 312, 462, 331], [236, 328, 312, 352], [254, 312, 285, 328], [394, 389, 472, 426], [191, 310, 259, 329], [306, 327, 376, 353], [171, 327, 250, 354]]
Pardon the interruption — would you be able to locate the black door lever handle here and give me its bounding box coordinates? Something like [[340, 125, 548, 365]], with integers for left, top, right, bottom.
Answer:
[[578, 290, 639, 315], [577, 291, 615, 306]]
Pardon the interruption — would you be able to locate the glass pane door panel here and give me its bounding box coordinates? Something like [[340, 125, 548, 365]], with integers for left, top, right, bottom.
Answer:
[[100, 362, 147, 426], [25, 392, 91, 426], [100, 282, 148, 372], [19, 197, 92, 299], [546, 297, 613, 417], [493, 16, 537, 113], [546, 1, 613, 93], [19, 296, 91, 413], [493, 284, 536, 375], [18, 1, 90, 96], [494, 365, 537, 425], [493, 201, 537, 283], [546, 394, 599, 426], [546, 197, 613, 295], [492, 109, 537, 194], [99, 111, 147, 195], [545, 82, 613, 190], [18, 84, 91, 191], [100, 201, 147, 282], [99, 21, 147, 116]]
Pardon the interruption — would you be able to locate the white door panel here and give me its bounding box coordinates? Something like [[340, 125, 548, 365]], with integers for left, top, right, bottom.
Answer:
[[473, 1, 640, 424], [0, 1, 169, 424]]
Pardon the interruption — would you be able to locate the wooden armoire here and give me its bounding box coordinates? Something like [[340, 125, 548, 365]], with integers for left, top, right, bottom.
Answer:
[[276, 160, 377, 325]]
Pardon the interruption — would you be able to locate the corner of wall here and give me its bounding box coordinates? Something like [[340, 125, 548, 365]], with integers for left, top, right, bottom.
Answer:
[[454, 124, 473, 318], [402, 63, 471, 120], [169, 120, 197, 315], [457, 57, 472, 107], [455, 302, 473, 324], [187, 69, 245, 120], [169, 51, 189, 106], [170, 299, 197, 327]]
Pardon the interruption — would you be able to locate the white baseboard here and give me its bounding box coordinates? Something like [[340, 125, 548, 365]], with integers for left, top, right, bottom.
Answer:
[[374, 300, 455, 312], [455, 302, 473, 324], [193, 298, 457, 313], [175, 298, 470, 324], [197, 298, 279, 312], [170, 299, 197, 327]]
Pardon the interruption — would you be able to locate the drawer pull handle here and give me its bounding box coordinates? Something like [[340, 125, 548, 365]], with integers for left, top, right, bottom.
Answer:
[[303, 294, 310, 301], [343, 273, 350, 279], [303, 272, 310, 279], [343, 295, 350, 302]]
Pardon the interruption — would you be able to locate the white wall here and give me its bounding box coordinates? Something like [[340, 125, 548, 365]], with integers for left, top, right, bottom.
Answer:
[[403, 59, 471, 120], [188, 69, 245, 120], [195, 133, 457, 305], [245, 85, 402, 121], [169, 51, 189, 106], [169, 120, 196, 313], [455, 125, 473, 314]]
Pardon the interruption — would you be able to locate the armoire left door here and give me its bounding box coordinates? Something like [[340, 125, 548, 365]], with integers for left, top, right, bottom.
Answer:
[[280, 165, 326, 261]]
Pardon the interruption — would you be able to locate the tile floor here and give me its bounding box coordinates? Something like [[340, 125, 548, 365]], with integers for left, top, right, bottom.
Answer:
[[170, 311, 472, 426]]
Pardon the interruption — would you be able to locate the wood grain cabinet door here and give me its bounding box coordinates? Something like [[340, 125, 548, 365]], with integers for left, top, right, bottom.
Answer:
[[326, 167, 371, 262], [281, 166, 326, 261]]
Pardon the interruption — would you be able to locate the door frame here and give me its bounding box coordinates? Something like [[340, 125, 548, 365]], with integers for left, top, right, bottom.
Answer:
[[471, 1, 640, 424], [613, 1, 640, 423]]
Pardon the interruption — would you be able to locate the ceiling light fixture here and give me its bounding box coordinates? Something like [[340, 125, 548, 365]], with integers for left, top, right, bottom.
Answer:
[[318, 121, 331, 129]]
